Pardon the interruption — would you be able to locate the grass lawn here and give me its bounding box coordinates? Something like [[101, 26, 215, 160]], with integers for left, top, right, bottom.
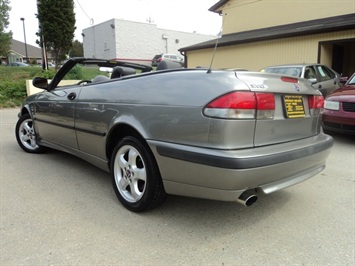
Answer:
[[0, 64, 152, 108], [0, 65, 102, 108], [0, 66, 57, 108]]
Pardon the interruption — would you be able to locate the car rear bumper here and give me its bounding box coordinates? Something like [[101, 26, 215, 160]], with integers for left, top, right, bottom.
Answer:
[[148, 134, 333, 202]]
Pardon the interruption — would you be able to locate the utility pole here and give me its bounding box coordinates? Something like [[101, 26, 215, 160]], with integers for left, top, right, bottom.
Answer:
[[20, 17, 29, 63]]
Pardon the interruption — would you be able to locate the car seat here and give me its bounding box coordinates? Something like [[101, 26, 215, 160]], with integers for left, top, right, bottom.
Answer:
[[92, 75, 110, 83]]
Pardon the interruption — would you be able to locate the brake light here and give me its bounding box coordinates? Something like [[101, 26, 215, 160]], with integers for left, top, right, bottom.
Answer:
[[309, 95, 324, 115], [204, 91, 275, 119], [281, 76, 298, 83], [256, 93, 275, 110], [309, 95, 324, 109], [206, 91, 256, 109]]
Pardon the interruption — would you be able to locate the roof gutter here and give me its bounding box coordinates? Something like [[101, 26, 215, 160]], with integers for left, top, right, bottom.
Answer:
[[208, 0, 230, 14]]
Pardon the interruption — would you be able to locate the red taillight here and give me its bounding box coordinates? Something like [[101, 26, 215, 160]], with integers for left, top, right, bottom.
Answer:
[[309, 95, 324, 116], [206, 91, 256, 109], [281, 76, 298, 83], [309, 95, 324, 109], [204, 91, 275, 119], [256, 93, 275, 110]]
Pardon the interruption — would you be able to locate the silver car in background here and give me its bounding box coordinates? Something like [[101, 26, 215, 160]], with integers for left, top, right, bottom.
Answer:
[[261, 64, 340, 96], [15, 58, 333, 212]]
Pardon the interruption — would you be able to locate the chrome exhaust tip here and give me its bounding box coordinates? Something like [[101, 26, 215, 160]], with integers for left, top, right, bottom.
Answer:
[[237, 191, 258, 207]]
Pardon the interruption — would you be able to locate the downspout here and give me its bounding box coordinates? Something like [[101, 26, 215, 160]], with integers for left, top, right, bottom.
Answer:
[[180, 50, 187, 68]]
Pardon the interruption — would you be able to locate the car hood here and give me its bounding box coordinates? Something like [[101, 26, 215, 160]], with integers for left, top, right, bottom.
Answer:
[[326, 86, 355, 101], [327, 85, 355, 98]]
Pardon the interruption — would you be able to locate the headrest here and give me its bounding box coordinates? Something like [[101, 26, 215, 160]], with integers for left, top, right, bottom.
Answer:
[[111, 66, 136, 79], [156, 60, 182, 70]]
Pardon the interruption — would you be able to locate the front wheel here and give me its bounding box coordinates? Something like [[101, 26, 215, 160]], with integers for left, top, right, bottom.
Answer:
[[110, 136, 166, 212], [15, 113, 47, 153]]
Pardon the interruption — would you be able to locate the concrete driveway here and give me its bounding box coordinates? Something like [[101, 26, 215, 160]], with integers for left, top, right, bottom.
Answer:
[[1, 108, 354, 265]]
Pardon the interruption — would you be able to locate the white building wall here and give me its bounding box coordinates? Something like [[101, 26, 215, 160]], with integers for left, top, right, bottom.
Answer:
[[82, 19, 117, 59], [82, 19, 215, 64]]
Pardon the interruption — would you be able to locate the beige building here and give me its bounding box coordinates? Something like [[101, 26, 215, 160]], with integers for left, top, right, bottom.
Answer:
[[1, 39, 53, 66], [180, 0, 355, 76]]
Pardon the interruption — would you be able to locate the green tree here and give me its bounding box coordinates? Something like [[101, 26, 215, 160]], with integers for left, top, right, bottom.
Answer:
[[36, 0, 75, 69], [0, 0, 12, 57], [70, 40, 83, 57]]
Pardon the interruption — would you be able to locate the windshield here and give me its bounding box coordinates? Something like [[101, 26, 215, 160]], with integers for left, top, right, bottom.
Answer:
[[55, 63, 112, 87], [347, 74, 355, 85]]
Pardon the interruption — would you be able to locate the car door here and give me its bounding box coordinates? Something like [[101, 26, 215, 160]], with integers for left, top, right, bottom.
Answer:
[[34, 85, 82, 149], [314, 65, 338, 96]]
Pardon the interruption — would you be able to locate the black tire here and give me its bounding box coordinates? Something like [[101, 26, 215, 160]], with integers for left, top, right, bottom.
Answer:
[[110, 136, 166, 212], [15, 113, 47, 153]]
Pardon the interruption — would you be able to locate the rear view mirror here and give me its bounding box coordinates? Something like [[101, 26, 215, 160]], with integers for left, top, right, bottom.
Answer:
[[32, 77, 49, 90]]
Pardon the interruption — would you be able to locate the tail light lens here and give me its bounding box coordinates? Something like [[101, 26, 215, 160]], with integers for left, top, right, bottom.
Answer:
[[281, 76, 298, 83], [256, 93, 276, 119], [204, 91, 275, 119], [309, 95, 324, 115], [309, 95, 324, 108]]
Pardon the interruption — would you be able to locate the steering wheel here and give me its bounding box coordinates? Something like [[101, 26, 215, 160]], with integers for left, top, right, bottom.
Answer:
[[77, 80, 92, 85]]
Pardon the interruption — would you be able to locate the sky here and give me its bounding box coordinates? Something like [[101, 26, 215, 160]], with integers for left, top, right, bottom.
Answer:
[[8, 0, 222, 47]]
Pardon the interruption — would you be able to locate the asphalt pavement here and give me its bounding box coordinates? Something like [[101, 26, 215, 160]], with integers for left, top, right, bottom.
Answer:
[[1, 108, 354, 265]]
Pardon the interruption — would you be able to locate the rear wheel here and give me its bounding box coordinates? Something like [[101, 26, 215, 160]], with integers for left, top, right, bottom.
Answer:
[[110, 136, 166, 212], [15, 113, 46, 153]]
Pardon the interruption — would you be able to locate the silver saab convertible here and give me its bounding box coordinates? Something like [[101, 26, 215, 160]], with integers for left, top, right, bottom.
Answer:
[[15, 58, 333, 212]]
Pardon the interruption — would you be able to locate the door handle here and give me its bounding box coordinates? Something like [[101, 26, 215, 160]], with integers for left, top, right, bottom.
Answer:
[[67, 92, 76, 100]]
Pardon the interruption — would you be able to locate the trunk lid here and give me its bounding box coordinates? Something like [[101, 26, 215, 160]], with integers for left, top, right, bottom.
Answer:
[[236, 72, 323, 147]]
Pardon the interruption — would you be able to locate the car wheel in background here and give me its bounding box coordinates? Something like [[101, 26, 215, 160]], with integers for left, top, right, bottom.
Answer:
[[111, 136, 166, 212]]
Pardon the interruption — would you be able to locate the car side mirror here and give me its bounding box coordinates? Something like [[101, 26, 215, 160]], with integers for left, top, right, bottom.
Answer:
[[308, 78, 317, 85], [32, 77, 49, 90]]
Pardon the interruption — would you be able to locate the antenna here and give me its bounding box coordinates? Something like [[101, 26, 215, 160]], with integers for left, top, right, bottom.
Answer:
[[207, 13, 227, 74], [206, 33, 221, 74]]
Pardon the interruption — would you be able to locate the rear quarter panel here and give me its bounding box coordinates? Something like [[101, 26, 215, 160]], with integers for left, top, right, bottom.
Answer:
[[74, 70, 250, 159]]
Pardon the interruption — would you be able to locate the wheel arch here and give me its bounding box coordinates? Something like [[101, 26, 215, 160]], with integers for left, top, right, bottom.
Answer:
[[19, 104, 31, 117], [106, 123, 150, 163]]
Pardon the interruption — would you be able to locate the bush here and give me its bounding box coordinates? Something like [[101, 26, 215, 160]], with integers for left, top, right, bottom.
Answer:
[[64, 65, 83, 80], [0, 78, 26, 106], [0, 66, 58, 108], [30, 58, 38, 65], [0, 65, 99, 108]]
